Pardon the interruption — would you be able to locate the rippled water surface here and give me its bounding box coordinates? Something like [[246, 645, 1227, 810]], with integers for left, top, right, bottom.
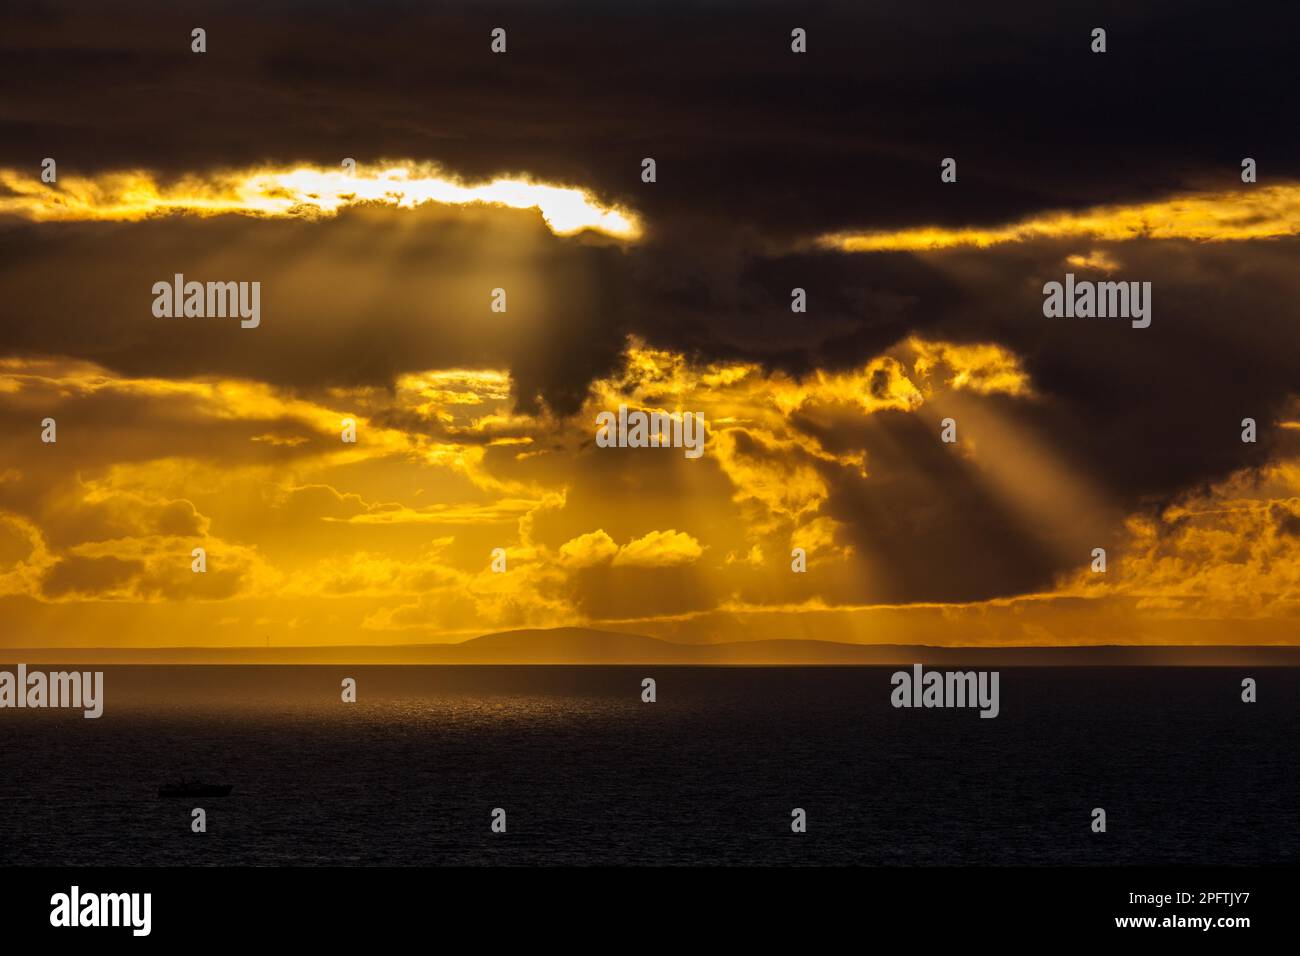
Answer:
[[0, 666, 1295, 865]]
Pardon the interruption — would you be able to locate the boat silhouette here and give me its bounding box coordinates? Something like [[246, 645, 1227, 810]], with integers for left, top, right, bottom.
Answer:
[[157, 779, 233, 798]]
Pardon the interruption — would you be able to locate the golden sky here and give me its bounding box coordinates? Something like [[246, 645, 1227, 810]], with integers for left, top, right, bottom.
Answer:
[[2, 148, 1300, 654]]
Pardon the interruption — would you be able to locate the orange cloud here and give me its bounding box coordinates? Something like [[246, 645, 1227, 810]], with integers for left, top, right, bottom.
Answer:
[[818, 184, 1300, 251], [612, 529, 704, 567], [0, 162, 641, 239]]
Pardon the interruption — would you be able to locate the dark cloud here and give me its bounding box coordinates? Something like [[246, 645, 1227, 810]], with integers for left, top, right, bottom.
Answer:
[[0, 204, 633, 414], [1271, 503, 1300, 537], [2, 0, 1297, 235], [40, 554, 141, 598]]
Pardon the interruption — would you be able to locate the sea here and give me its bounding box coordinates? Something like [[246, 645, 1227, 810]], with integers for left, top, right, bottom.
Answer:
[[0, 666, 1295, 866]]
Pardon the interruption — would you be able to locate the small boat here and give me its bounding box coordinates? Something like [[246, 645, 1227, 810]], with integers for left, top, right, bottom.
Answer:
[[157, 779, 233, 798]]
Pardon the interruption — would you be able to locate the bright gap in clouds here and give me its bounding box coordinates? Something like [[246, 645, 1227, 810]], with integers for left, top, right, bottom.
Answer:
[[0, 162, 643, 239], [818, 184, 1300, 251]]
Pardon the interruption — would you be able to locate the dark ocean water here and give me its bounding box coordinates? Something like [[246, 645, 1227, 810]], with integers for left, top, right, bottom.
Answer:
[[0, 666, 1295, 866]]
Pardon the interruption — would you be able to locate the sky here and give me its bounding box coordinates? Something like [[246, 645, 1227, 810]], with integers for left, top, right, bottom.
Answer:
[[1, 0, 1299, 650]]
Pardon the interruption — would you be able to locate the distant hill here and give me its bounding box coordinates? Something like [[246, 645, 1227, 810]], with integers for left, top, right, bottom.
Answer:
[[3, 626, 1300, 665]]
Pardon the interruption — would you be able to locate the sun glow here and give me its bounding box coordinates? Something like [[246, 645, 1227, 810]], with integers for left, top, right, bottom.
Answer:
[[0, 162, 642, 239], [818, 184, 1300, 251]]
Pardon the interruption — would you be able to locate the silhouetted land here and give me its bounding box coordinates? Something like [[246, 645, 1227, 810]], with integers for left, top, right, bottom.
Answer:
[[3, 627, 1300, 665]]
